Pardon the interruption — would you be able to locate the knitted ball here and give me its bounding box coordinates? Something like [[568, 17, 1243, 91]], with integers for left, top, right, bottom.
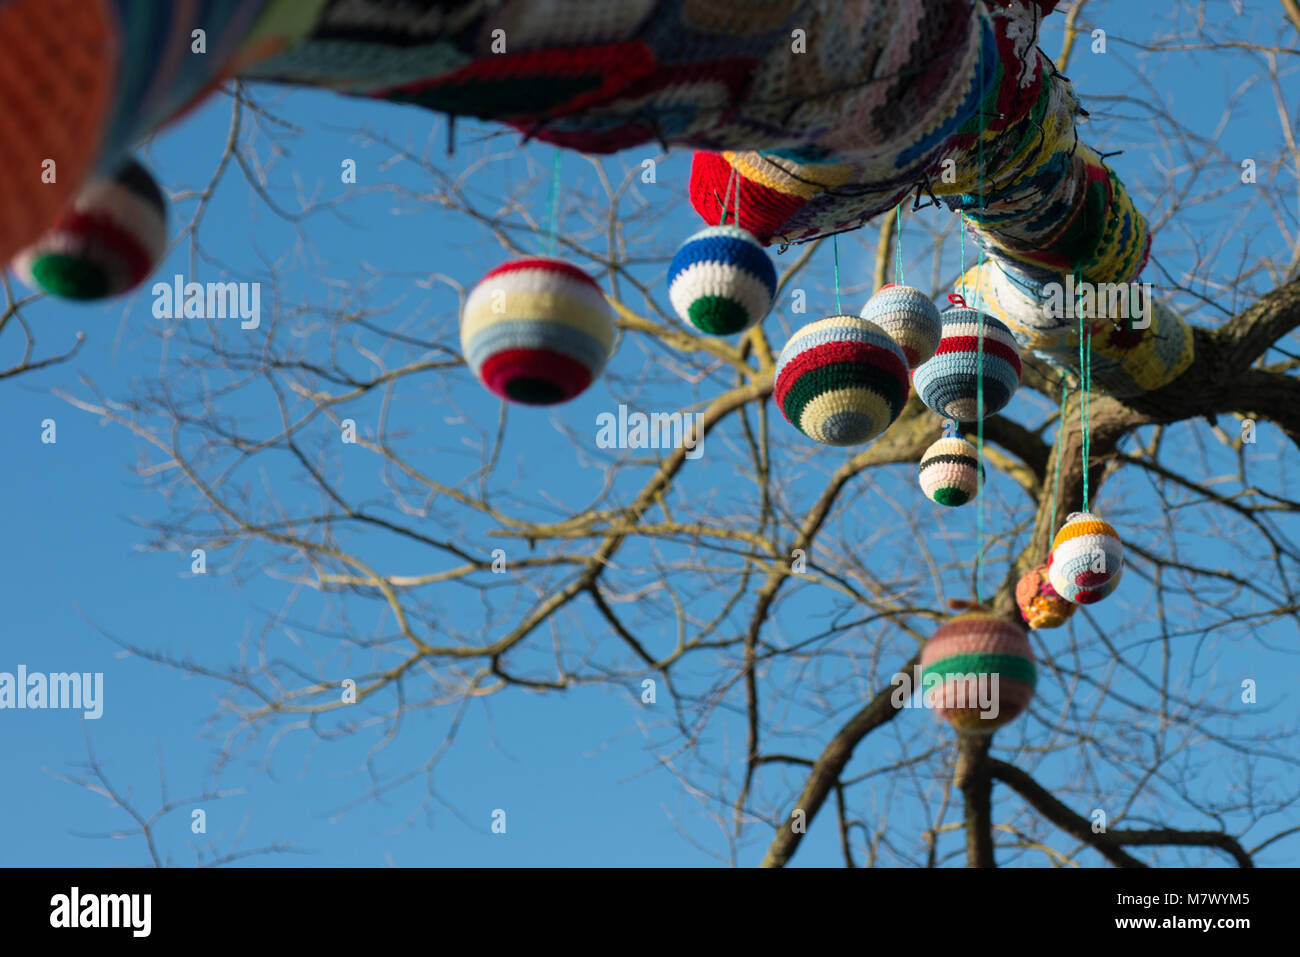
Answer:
[[912, 306, 1021, 421], [667, 224, 776, 336], [918, 434, 983, 506], [860, 284, 942, 369], [920, 609, 1037, 735], [1048, 511, 1124, 605], [12, 159, 167, 301], [1015, 564, 1077, 630], [774, 314, 908, 446], [460, 257, 615, 405]]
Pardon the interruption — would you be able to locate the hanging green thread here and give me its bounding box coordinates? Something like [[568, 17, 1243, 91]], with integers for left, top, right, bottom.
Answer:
[[1077, 288, 1093, 513], [894, 204, 904, 286], [544, 148, 563, 257], [973, 12, 987, 601], [833, 235, 842, 314], [1049, 380, 1069, 527]]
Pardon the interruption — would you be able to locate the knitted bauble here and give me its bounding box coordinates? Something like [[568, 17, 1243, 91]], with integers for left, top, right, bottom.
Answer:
[[667, 225, 776, 336], [861, 284, 942, 369], [12, 159, 168, 301], [918, 434, 983, 507], [773, 315, 908, 446], [460, 257, 615, 405], [1015, 563, 1076, 629], [912, 305, 1022, 421], [1047, 511, 1124, 605], [920, 609, 1036, 735]]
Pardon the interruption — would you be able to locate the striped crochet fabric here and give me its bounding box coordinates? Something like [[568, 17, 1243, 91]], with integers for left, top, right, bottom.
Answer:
[[13, 159, 167, 301], [912, 306, 1021, 421], [1048, 511, 1124, 605], [1015, 563, 1075, 629], [97, 0, 277, 174], [960, 259, 1194, 398], [860, 284, 941, 369], [667, 225, 776, 336], [774, 315, 908, 446], [920, 609, 1036, 735], [460, 257, 615, 405], [918, 434, 982, 507]]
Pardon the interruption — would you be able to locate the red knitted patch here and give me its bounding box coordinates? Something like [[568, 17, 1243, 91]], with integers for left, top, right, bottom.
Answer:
[[54, 210, 153, 287], [478, 258, 601, 290], [774, 340, 908, 407], [689, 152, 805, 246], [933, 335, 1023, 376], [479, 347, 592, 403]]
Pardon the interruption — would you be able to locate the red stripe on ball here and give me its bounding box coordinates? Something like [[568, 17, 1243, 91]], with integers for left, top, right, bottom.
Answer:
[[55, 209, 154, 287], [934, 334, 1022, 376], [477, 257, 603, 291], [479, 347, 593, 403], [688, 152, 804, 246], [774, 340, 909, 407]]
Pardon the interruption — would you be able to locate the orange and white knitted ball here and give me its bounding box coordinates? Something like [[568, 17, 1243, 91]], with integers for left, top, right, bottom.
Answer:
[[1016, 563, 1076, 629], [918, 433, 983, 507], [1048, 511, 1124, 604]]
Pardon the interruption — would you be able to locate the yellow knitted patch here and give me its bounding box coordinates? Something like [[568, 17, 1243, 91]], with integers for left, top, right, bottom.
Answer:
[[799, 386, 892, 443], [461, 290, 613, 346]]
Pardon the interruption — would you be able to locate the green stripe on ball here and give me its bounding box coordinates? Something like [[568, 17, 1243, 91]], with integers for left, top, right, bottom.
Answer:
[[922, 652, 1038, 688], [932, 487, 972, 507], [29, 255, 110, 301], [687, 295, 750, 335]]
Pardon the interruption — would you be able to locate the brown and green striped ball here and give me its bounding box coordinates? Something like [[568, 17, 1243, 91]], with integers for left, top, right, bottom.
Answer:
[[773, 315, 908, 446], [918, 434, 983, 506], [12, 158, 167, 301], [920, 609, 1037, 735]]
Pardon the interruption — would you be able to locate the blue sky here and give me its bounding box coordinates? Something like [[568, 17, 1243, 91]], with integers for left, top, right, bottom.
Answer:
[[1, 2, 1298, 868]]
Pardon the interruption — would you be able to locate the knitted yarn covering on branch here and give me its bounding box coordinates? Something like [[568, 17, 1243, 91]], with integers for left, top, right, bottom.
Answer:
[[920, 608, 1037, 735], [461, 257, 615, 405], [959, 259, 1194, 397], [774, 315, 908, 446]]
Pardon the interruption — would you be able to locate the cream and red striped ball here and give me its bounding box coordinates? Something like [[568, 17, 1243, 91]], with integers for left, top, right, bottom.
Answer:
[[860, 284, 941, 369], [460, 257, 615, 405], [912, 306, 1021, 421], [12, 158, 167, 300], [774, 314, 908, 446], [918, 434, 983, 507], [920, 609, 1037, 734], [667, 224, 776, 336], [1016, 563, 1076, 629], [1048, 511, 1124, 604]]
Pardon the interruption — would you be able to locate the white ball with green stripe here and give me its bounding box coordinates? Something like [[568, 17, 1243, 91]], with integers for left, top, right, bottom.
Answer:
[[667, 225, 776, 336]]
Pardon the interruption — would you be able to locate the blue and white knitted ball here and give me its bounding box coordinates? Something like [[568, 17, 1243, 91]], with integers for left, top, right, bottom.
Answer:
[[667, 224, 776, 336], [860, 284, 942, 369], [912, 306, 1021, 421]]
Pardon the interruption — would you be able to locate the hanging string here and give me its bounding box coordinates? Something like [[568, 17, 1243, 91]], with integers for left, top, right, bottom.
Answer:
[[1077, 275, 1093, 513], [894, 204, 904, 285], [973, 11, 987, 603], [833, 235, 842, 314], [719, 163, 737, 227], [544, 148, 563, 257], [1049, 380, 1069, 529]]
